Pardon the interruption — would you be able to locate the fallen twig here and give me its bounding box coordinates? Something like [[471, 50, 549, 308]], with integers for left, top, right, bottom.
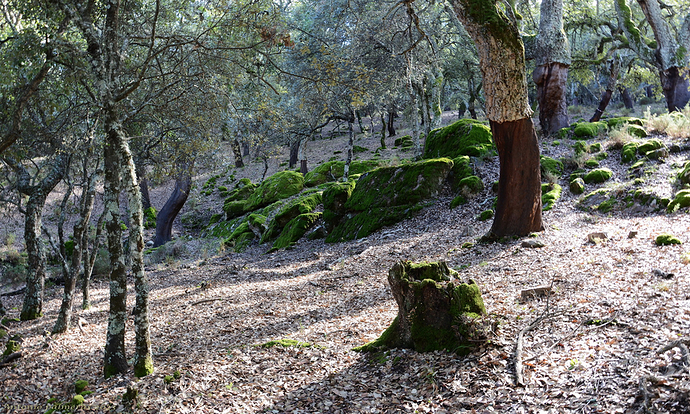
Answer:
[[0, 351, 22, 368]]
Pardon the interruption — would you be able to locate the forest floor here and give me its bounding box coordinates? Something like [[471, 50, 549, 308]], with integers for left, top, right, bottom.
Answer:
[[1, 105, 690, 413]]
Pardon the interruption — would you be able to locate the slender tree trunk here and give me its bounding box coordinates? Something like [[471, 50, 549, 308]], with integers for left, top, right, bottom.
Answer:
[[534, 0, 570, 135], [54, 172, 97, 333], [20, 196, 48, 321], [137, 163, 152, 211], [387, 109, 396, 137], [232, 139, 244, 168], [298, 137, 308, 174], [590, 59, 619, 122], [82, 207, 105, 310], [153, 163, 193, 248], [620, 87, 634, 109], [450, 0, 543, 237], [343, 116, 355, 180], [660, 67, 690, 112], [102, 118, 129, 378], [289, 140, 299, 169], [242, 141, 250, 157], [380, 113, 387, 142], [356, 110, 365, 133]]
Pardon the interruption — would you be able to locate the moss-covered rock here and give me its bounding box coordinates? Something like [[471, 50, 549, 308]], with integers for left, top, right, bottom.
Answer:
[[323, 179, 357, 233], [354, 261, 487, 355], [573, 121, 606, 138], [394, 135, 414, 148], [541, 183, 562, 211], [269, 212, 321, 252], [457, 176, 484, 195], [655, 233, 682, 246], [668, 189, 690, 212], [621, 142, 639, 163], [590, 143, 602, 153], [558, 127, 571, 139], [583, 168, 613, 184], [450, 195, 468, 209], [225, 178, 257, 202], [478, 209, 494, 221], [74, 380, 89, 394], [540, 156, 564, 177], [3, 339, 20, 356], [637, 138, 665, 155], [423, 119, 493, 159], [262, 192, 323, 243], [584, 159, 600, 168], [677, 161, 690, 185], [326, 159, 453, 242], [573, 140, 589, 155], [569, 177, 585, 194], [223, 221, 255, 252], [449, 155, 473, 190], [627, 125, 647, 138], [223, 200, 246, 220], [304, 160, 381, 187], [606, 116, 644, 128], [245, 171, 304, 212], [247, 213, 268, 238]]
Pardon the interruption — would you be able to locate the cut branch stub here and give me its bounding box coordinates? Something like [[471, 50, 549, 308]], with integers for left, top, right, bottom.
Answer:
[[355, 261, 488, 355]]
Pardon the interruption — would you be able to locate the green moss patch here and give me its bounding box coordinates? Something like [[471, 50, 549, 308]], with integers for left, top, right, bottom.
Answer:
[[326, 159, 453, 242], [541, 183, 562, 211], [262, 192, 322, 243], [269, 212, 321, 252], [573, 121, 607, 139], [569, 178, 585, 194], [304, 160, 380, 187], [627, 125, 647, 138], [244, 171, 304, 212], [259, 339, 321, 349], [423, 119, 494, 159], [621, 142, 639, 163], [637, 138, 665, 156], [450, 155, 473, 189], [144, 207, 157, 229], [606, 116, 644, 128], [656, 233, 682, 246], [677, 162, 690, 185], [668, 189, 690, 212], [478, 210, 494, 221], [457, 176, 484, 195], [540, 156, 564, 177], [583, 168, 613, 184]]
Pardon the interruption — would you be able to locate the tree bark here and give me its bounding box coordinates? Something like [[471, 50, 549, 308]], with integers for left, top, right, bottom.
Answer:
[[298, 137, 308, 174], [153, 164, 193, 247], [620, 87, 635, 109], [232, 139, 244, 168], [343, 113, 355, 180], [660, 67, 690, 112], [490, 119, 543, 236], [137, 163, 152, 211], [590, 59, 619, 122], [387, 109, 396, 137], [289, 139, 299, 169], [450, 0, 543, 237]]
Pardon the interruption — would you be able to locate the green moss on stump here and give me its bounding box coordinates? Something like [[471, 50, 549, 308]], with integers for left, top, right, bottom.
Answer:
[[541, 183, 562, 211], [583, 168, 613, 184], [423, 119, 494, 159], [656, 233, 682, 246], [244, 171, 304, 212], [354, 261, 487, 355], [540, 156, 564, 177], [269, 212, 321, 252]]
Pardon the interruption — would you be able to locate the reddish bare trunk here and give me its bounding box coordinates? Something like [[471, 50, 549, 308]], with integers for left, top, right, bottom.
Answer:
[[490, 119, 543, 237], [534, 62, 570, 134]]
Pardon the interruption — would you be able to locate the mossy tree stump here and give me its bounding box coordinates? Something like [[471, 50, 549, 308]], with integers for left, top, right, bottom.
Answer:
[[355, 261, 488, 355]]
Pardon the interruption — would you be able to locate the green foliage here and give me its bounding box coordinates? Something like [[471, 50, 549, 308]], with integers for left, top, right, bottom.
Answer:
[[423, 119, 494, 159]]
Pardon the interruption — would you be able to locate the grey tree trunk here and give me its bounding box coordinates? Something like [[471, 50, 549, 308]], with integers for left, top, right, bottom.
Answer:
[[590, 59, 620, 122], [534, 0, 570, 135], [153, 164, 193, 247], [450, 0, 543, 237], [343, 116, 355, 180], [14, 152, 69, 321]]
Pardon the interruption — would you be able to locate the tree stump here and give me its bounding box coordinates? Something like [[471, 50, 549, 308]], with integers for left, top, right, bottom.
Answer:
[[355, 261, 488, 355]]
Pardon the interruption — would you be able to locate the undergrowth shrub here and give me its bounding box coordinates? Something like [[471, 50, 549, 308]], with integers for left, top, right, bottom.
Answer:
[[645, 106, 690, 138]]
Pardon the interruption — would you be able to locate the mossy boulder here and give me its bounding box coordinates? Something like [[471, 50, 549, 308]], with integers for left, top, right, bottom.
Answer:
[[655, 233, 682, 246], [423, 119, 494, 159], [590, 143, 602, 153], [573, 141, 589, 155], [3, 339, 20, 356], [223, 200, 247, 220], [677, 161, 690, 185], [223, 221, 255, 252], [247, 214, 268, 238], [225, 178, 257, 202], [354, 261, 487, 355], [606, 117, 644, 128], [244, 171, 304, 212], [478, 209, 494, 221], [540, 156, 564, 177], [584, 159, 600, 168], [621, 142, 639, 163], [326, 158, 453, 242], [304, 160, 380, 187], [637, 138, 665, 156], [573, 121, 606, 138], [583, 168, 613, 184], [75, 380, 89, 394], [569, 178, 585, 194], [449, 155, 473, 190], [541, 183, 562, 211], [394, 135, 414, 148], [578, 188, 612, 211], [450, 195, 468, 209], [323, 179, 357, 233], [668, 189, 690, 212], [269, 212, 322, 252], [262, 192, 323, 242], [457, 176, 484, 195], [627, 125, 647, 138]]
